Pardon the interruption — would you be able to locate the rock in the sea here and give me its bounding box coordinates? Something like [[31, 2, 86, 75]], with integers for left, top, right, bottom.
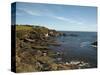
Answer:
[[91, 41, 97, 47]]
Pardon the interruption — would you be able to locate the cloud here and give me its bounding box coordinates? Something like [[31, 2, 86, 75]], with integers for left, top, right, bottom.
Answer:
[[54, 16, 69, 21], [51, 16, 84, 25], [25, 10, 41, 16], [17, 8, 41, 16], [17, 7, 84, 25]]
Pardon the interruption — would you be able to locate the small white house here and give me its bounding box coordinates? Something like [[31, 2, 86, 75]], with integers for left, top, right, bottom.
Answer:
[[44, 33, 49, 37]]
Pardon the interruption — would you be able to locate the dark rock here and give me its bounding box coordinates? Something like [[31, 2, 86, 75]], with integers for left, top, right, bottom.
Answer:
[[92, 41, 97, 45]]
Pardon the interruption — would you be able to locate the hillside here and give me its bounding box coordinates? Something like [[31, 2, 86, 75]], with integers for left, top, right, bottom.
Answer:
[[15, 25, 66, 72], [15, 25, 90, 72]]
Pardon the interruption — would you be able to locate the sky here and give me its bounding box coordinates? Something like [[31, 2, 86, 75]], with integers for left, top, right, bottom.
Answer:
[[13, 2, 97, 32]]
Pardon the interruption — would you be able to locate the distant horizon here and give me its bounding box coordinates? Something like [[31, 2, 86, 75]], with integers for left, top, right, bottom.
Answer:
[[15, 24, 97, 32], [12, 2, 97, 32]]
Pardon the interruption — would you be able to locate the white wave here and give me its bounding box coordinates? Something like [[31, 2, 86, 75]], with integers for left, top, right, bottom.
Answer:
[[80, 41, 91, 47]]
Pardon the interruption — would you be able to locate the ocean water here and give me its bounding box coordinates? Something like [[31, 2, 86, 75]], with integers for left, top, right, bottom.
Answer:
[[49, 31, 97, 68]]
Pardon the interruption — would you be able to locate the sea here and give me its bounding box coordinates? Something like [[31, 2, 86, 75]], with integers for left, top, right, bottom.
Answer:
[[49, 31, 97, 68]]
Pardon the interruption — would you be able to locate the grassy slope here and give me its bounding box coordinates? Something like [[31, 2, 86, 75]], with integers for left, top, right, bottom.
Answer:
[[16, 25, 91, 72], [16, 25, 66, 72]]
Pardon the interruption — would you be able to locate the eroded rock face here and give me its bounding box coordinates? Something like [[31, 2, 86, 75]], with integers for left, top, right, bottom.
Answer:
[[16, 25, 63, 72], [15, 25, 91, 72]]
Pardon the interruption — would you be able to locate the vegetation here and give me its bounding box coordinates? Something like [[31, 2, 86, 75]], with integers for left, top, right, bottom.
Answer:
[[15, 25, 89, 73], [15, 25, 64, 72]]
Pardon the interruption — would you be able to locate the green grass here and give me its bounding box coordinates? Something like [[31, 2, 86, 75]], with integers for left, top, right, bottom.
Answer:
[[16, 25, 33, 31]]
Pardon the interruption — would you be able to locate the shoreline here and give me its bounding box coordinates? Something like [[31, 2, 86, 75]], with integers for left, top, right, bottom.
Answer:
[[15, 25, 97, 72]]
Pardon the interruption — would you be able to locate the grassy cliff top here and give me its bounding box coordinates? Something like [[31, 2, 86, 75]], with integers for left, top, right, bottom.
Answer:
[[16, 25, 33, 31], [16, 25, 50, 33]]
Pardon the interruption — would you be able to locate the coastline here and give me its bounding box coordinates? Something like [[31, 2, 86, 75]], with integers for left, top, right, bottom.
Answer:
[[15, 25, 97, 72]]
